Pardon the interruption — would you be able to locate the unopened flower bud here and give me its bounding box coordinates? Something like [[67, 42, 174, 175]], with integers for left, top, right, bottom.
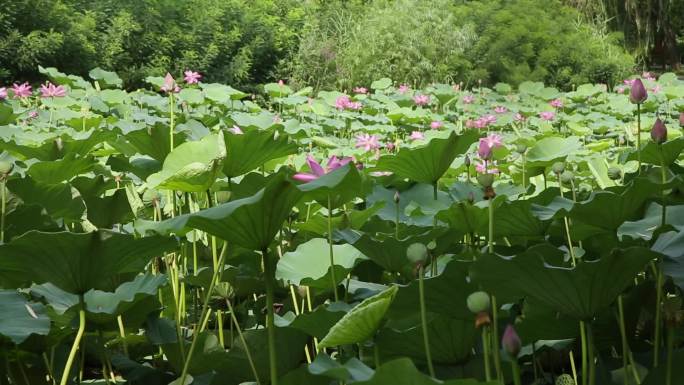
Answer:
[[406, 243, 429, 265], [650, 118, 667, 144], [393, 191, 400, 204], [0, 161, 13, 178], [679, 111, 684, 128], [467, 291, 491, 314], [560, 170, 574, 184], [464, 154, 471, 167], [629, 78, 647, 104], [502, 324, 522, 358], [552, 162, 565, 175]]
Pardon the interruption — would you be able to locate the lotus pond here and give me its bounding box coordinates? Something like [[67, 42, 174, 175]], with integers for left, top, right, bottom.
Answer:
[[0, 68, 683, 385]]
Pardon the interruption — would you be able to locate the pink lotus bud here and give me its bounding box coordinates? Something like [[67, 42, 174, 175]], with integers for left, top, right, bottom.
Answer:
[[679, 112, 684, 128], [629, 78, 647, 104], [650, 118, 667, 144], [502, 324, 521, 358]]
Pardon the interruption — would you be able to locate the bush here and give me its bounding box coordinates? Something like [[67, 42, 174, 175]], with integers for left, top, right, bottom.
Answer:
[[287, 0, 634, 90]]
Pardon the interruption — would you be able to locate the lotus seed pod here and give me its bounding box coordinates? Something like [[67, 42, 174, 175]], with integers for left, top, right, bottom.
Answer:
[[0, 160, 13, 176], [560, 170, 574, 184], [629, 78, 647, 104], [515, 143, 527, 154], [406, 242, 428, 265], [215, 190, 231, 203], [555, 374, 575, 385], [477, 173, 494, 188], [607, 166, 622, 180], [551, 162, 565, 175], [502, 324, 522, 358], [650, 118, 667, 144], [467, 291, 491, 314]]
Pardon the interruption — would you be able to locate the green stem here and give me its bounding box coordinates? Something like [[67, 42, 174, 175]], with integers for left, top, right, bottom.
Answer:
[[482, 326, 492, 382], [636, 103, 641, 172], [587, 323, 595, 385], [169, 92, 175, 152], [178, 243, 228, 385], [487, 199, 494, 254], [617, 295, 629, 385], [580, 321, 588, 385], [433, 182, 438, 201], [373, 342, 380, 368], [660, 153, 667, 227], [559, 181, 577, 266], [226, 299, 261, 384], [521, 153, 526, 193], [1, 180, 5, 243], [418, 265, 435, 377], [395, 200, 400, 240], [263, 248, 279, 385], [491, 296, 502, 381], [117, 315, 128, 357], [328, 195, 339, 301], [666, 326, 674, 385], [653, 264, 663, 368], [59, 304, 86, 385], [511, 359, 522, 385]]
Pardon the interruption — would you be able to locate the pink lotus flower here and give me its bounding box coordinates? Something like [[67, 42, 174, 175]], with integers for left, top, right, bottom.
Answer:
[[494, 106, 507, 114], [293, 155, 354, 182], [452, 84, 461, 92], [514, 113, 525, 122], [651, 85, 662, 94], [550, 98, 563, 108], [355, 133, 380, 151], [12, 82, 32, 98], [229, 125, 243, 135], [183, 70, 202, 84], [278, 79, 285, 86], [385, 142, 395, 151], [413, 94, 430, 106], [502, 324, 521, 358], [478, 133, 503, 160], [642, 72, 656, 81], [409, 131, 425, 141], [623, 78, 637, 87], [462, 95, 475, 104], [398, 84, 410, 94], [430, 121, 443, 130], [353, 87, 368, 94], [40, 82, 67, 98], [161, 73, 180, 93], [616, 86, 626, 94], [539, 111, 556, 121], [28, 111, 38, 119], [483, 114, 497, 125], [0, 87, 6, 100], [335, 95, 362, 111]]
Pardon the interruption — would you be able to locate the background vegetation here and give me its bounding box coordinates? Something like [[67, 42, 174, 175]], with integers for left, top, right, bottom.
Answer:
[[0, 0, 681, 90]]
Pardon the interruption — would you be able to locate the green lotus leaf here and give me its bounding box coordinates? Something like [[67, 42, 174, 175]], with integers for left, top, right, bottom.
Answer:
[[470, 244, 657, 320], [296, 163, 365, 208], [136, 171, 302, 250], [376, 315, 476, 364], [264, 82, 293, 97], [89, 67, 123, 88], [371, 78, 392, 90], [7, 177, 86, 223], [222, 129, 297, 178], [319, 285, 397, 348], [276, 238, 367, 289], [355, 358, 496, 385], [146, 132, 226, 192], [27, 154, 97, 184], [0, 290, 50, 344], [652, 230, 684, 290], [375, 131, 479, 184], [626, 136, 684, 166], [0, 230, 176, 293], [119, 124, 187, 162], [525, 136, 582, 166], [308, 354, 373, 382]]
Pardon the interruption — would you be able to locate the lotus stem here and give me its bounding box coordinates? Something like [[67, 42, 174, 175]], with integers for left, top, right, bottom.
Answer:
[[433, 182, 438, 201], [660, 150, 667, 227], [636, 103, 641, 172], [491, 296, 503, 382], [226, 299, 261, 385], [617, 295, 629, 385], [418, 264, 435, 377], [59, 304, 86, 385], [263, 247, 279, 385], [482, 326, 492, 381], [570, 350, 578, 385], [558, 178, 577, 267], [117, 315, 128, 357], [178, 243, 228, 385], [487, 199, 494, 254], [1, 180, 5, 243], [587, 323, 596, 385], [511, 359, 522, 385], [327, 194, 339, 301], [169, 92, 175, 152], [666, 325, 674, 385], [580, 320, 588, 385], [653, 263, 663, 368]]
